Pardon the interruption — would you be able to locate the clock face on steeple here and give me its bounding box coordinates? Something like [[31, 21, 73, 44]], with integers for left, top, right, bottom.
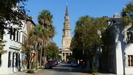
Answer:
[[66, 41, 68, 44]]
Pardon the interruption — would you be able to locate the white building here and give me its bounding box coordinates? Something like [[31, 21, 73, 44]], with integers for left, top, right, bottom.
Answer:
[[0, 19, 35, 74], [102, 14, 133, 75], [0, 22, 24, 74]]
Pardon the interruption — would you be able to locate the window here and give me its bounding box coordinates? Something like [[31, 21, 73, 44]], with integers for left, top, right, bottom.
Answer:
[[66, 31, 68, 34], [128, 55, 133, 66], [10, 27, 13, 40], [8, 52, 11, 67], [66, 19, 69, 22], [16, 31, 19, 42], [15, 29, 17, 41], [12, 52, 15, 67], [13, 29, 16, 41], [127, 32, 133, 43], [16, 53, 18, 67], [0, 54, 1, 66], [22, 35, 26, 44]]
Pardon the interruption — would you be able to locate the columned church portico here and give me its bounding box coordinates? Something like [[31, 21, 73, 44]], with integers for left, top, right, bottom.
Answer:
[[62, 50, 72, 62], [61, 5, 72, 62]]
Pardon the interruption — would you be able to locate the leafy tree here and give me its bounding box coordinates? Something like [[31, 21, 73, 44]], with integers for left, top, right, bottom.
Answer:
[[46, 42, 59, 60], [29, 25, 49, 68], [21, 36, 37, 69], [121, 1, 133, 26], [0, 0, 28, 54], [70, 15, 108, 61], [22, 10, 56, 69], [0, 28, 6, 54], [0, 0, 28, 26], [0, 40, 6, 54], [121, 1, 133, 19], [21, 25, 49, 69]]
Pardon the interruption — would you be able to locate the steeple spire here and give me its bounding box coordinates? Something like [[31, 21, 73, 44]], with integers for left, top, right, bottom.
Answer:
[[65, 5, 69, 16]]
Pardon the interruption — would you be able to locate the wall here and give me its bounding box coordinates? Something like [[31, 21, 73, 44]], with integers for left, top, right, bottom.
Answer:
[[124, 44, 133, 75]]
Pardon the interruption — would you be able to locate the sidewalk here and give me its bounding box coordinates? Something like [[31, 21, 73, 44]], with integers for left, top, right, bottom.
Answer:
[[0, 69, 42, 75], [82, 67, 116, 75], [94, 73, 116, 75]]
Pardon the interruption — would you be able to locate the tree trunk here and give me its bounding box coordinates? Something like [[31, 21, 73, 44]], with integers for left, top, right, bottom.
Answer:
[[36, 50, 38, 70], [40, 47, 42, 67]]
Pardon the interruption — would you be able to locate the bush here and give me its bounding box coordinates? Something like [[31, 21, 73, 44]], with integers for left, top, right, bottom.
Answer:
[[90, 65, 98, 73], [38, 67, 44, 69], [26, 69, 35, 73]]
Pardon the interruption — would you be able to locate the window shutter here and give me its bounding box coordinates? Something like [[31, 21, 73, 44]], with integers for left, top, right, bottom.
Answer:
[[10, 27, 12, 39], [12, 52, 14, 67], [17, 31, 18, 42], [8, 52, 11, 67], [13, 29, 16, 41]]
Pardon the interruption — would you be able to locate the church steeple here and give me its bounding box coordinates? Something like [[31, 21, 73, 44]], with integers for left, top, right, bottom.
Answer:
[[63, 5, 71, 35], [61, 5, 72, 62], [62, 5, 71, 49], [65, 5, 69, 16]]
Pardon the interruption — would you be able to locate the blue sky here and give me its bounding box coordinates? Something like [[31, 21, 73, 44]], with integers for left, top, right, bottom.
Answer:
[[25, 0, 132, 48]]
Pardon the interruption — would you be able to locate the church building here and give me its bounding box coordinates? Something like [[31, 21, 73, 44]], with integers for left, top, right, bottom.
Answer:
[[61, 6, 72, 62]]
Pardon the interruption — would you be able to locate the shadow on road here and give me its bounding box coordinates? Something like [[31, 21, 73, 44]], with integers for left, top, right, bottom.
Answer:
[[51, 62, 88, 73]]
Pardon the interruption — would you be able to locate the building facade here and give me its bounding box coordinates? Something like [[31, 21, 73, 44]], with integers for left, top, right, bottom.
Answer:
[[0, 19, 35, 74], [101, 13, 133, 75], [0, 22, 24, 74], [20, 19, 35, 71], [61, 6, 72, 62]]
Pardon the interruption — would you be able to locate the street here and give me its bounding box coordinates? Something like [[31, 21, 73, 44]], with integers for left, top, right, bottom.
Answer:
[[35, 62, 91, 75]]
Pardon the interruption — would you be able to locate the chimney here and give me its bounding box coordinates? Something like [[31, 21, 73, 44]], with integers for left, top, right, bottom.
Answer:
[[113, 13, 120, 18]]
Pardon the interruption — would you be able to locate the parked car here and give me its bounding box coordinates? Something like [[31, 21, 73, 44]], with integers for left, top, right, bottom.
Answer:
[[67, 61, 72, 64], [71, 62, 78, 67], [54, 60, 58, 65], [45, 63, 52, 69], [48, 61, 56, 67]]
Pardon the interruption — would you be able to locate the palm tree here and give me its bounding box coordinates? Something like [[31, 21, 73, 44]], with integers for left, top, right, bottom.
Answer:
[[38, 10, 53, 28], [29, 25, 49, 68], [38, 10, 56, 39], [21, 25, 49, 69], [37, 10, 56, 65]]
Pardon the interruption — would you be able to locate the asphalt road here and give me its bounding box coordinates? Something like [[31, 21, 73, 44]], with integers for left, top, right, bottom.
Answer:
[[35, 62, 91, 75]]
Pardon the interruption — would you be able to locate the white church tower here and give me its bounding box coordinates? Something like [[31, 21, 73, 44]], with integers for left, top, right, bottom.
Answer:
[[61, 5, 72, 62]]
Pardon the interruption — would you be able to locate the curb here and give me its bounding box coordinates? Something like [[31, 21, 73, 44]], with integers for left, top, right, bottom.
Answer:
[[32, 69, 42, 75]]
